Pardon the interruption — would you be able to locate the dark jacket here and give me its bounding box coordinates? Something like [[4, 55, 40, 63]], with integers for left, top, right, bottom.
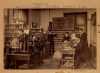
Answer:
[[74, 32, 90, 68]]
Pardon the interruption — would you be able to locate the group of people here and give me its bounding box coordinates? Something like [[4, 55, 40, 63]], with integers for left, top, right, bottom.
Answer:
[[53, 32, 90, 68], [6, 27, 91, 68]]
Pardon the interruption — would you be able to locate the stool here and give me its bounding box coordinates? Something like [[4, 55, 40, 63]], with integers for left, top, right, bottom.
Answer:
[[61, 48, 75, 69]]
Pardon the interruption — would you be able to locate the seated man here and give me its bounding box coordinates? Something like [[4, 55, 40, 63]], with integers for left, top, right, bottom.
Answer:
[[62, 32, 71, 50]]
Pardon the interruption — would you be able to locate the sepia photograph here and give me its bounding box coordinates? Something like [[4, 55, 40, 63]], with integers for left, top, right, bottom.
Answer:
[[4, 8, 96, 69]]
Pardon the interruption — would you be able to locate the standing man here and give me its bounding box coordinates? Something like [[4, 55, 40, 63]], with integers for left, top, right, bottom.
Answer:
[[39, 28, 47, 60]]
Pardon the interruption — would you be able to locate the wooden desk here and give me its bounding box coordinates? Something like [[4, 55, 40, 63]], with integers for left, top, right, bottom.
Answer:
[[6, 53, 32, 69]]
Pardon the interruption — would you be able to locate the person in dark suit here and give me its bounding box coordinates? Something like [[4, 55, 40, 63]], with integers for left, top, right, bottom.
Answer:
[[48, 31, 57, 57], [34, 28, 47, 64], [74, 32, 90, 68]]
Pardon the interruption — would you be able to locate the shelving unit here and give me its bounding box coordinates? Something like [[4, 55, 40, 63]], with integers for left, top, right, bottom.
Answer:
[[4, 9, 43, 69]]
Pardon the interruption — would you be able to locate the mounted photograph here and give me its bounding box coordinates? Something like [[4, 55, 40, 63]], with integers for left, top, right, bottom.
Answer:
[[4, 8, 96, 69]]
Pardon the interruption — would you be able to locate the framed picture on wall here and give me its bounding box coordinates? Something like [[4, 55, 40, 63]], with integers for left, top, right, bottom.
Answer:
[[52, 17, 74, 31]]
